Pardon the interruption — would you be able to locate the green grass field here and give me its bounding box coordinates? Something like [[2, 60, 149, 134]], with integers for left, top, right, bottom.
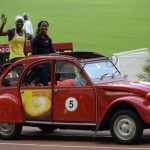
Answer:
[[0, 0, 150, 57]]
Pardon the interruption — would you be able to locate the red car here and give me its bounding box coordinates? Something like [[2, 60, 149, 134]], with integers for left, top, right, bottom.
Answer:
[[0, 51, 150, 144]]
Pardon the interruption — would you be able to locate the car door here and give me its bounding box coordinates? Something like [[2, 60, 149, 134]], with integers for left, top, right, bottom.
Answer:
[[19, 61, 53, 122], [53, 60, 96, 123]]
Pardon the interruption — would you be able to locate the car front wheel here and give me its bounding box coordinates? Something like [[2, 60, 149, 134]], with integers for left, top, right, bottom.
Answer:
[[0, 123, 22, 140], [110, 110, 143, 144]]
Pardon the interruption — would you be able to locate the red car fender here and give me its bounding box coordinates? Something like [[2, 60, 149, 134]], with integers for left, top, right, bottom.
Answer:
[[0, 94, 25, 123], [97, 96, 150, 127]]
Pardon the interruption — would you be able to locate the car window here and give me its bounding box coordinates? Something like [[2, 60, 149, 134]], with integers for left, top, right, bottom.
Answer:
[[83, 60, 120, 79], [56, 61, 76, 81], [55, 61, 87, 86], [2, 64, 24, 87], [22, 62, 51, 86]]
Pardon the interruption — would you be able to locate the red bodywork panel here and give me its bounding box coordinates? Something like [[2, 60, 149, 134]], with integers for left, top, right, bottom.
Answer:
[[0, 52, 150, 129], [0, 89, 25, 123]]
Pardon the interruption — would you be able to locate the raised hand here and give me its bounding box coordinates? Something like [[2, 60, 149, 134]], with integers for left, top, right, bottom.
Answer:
[[1, 14, 7, 24]]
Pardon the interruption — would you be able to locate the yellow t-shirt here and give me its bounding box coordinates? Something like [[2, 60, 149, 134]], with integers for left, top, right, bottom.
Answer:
[[9, 30, 25, 60]]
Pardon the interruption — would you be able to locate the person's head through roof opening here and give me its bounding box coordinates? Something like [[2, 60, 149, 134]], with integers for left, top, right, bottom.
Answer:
[[14, 15, 24, 30], [36, 20, 49, 35], [22, 12, 30, 21]]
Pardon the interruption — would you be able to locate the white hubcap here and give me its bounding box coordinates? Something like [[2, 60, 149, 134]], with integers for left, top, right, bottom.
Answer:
[[114, 115, 136, 140]]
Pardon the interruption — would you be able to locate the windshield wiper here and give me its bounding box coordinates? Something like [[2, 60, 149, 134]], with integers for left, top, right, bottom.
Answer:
[[112, 70, 119, 78], [100, 73, 108, 80]]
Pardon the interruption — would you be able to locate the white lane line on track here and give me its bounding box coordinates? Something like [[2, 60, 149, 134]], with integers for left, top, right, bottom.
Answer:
[[0, 143, 150, 150]]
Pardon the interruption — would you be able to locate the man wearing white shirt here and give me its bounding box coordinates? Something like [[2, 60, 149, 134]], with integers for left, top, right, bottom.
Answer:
[[22, 12, 33, 40]]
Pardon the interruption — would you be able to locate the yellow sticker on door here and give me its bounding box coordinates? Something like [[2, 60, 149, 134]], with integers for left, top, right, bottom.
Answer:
[[21, 89, 52, 121]]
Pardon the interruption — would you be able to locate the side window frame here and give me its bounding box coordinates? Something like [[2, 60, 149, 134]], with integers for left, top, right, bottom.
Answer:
[[55, 60, 77, 81], [55, 60, 89, 86], [2, 64, 24, 87], [20, 61, 52, 87]]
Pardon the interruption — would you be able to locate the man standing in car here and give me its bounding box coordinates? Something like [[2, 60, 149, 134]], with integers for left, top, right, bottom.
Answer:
[[22, 12, 33, 40]]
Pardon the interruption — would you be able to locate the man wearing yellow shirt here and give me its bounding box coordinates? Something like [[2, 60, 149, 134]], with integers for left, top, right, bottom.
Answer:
[[0, 14, 26, 63]]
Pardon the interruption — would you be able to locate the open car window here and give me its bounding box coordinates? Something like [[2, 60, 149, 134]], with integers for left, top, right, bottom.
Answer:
[[2, 64, 24, 87], [0, 63, 11, 77], [55, 61, 88, 86], [22, 62, 51, 87], [55, 61, 76, 81]]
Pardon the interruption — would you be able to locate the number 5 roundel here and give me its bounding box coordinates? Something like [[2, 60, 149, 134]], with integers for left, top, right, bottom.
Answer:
[[65, 97, 78, 112]]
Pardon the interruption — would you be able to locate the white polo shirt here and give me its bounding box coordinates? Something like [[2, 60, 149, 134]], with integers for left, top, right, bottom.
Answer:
[[23, 20, 33, 35]]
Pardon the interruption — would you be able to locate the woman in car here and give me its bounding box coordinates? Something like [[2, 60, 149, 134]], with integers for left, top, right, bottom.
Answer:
[[0, 14, 26, 63], [31, 20, 55, 55]]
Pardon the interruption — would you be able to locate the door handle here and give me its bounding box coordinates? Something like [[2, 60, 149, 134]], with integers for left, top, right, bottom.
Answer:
[[54, 89, 58, 93]]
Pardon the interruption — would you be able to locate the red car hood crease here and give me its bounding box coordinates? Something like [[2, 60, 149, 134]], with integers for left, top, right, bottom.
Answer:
[[98, 81, 150, 96]]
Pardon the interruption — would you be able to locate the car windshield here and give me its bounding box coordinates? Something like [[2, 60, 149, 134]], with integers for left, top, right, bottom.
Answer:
[[82, 60, 120, 80]]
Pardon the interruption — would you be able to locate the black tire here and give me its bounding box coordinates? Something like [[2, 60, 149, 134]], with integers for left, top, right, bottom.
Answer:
[[38, 125, 56, 132], [109, 110, 143, 144], [0, 123, 22, 140]]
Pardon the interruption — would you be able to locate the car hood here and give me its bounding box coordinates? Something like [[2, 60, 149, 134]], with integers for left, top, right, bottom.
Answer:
[[98, 81, 150, 96]]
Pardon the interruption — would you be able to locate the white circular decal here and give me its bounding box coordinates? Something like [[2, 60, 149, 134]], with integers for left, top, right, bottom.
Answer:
[[65, 97, 78, 112]]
